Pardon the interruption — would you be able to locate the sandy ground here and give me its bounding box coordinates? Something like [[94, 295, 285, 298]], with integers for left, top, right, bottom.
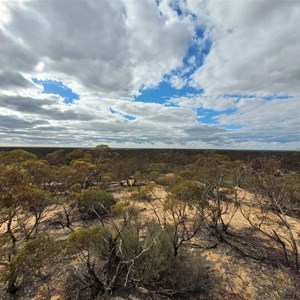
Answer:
[[113, 184, 300, 299], [1, 184, 300, 299]]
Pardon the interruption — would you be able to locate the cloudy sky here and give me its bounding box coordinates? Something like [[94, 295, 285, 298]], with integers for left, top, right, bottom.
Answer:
[[0, 0, 299, 149]]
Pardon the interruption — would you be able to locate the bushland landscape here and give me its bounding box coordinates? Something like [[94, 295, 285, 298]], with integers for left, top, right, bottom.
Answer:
[[1, 0, 300, 299], [0, 146, 299, 300]]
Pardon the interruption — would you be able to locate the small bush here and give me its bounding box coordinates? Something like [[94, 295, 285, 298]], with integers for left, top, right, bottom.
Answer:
[[1, 237, 61, 293], [66, 222, 209, 298], [148, 170, 160, 181], [77, 187, 116, 220], [156, 174, 183, 186]]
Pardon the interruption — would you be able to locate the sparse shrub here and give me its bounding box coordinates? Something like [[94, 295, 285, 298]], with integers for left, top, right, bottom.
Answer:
[[130, 186, 152, 201], [67, 226, 109, 258], [70, 183, 82, 193], [67, 222, 209, 299], [156, 173, 183, 186], [167, 252, 208, 294], [148, 170, 160, 181], [168, 180, 207, 204], [136, 226, 173, 283], [77, 187, 116, 220], [1, 237, 61, 294]]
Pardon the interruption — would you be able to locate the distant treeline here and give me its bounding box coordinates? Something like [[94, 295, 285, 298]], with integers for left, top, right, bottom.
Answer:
[[0, 147, 299, 171]]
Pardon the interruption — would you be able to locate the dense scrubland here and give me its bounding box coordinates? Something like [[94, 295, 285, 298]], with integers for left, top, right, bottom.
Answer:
[[0, 146, 299, 299]]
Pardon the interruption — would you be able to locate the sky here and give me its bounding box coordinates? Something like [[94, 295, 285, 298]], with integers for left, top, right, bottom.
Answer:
[[0, 0, 300, 150]]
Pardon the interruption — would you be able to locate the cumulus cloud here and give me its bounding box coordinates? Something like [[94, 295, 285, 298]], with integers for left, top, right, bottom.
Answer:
[[186, 0, 300, 96], [217, 97, 300, 143], [1, 0, 193, 97], [169, 95, 237, 111], [0, 71, 33, 88], [0, 0, 299, 149], [0, 94, 93, 121], [169, 75, 187, 89]]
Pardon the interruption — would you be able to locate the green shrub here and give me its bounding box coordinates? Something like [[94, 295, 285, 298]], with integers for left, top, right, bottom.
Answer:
[[135, 226, 209, 295], [156, 174, 183, 186], [67, 226, 110, 257], [66, 221, 209, 298], [148, 170, 160, 181], [1, 237, 61, 293], [77, 187, 116, 220]]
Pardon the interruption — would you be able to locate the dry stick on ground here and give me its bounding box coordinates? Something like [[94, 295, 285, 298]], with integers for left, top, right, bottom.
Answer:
[[218, 248, 247, 300], [246, 161, 299, 272], [270, 189, 299, 272], [239, 193, 299, 272]]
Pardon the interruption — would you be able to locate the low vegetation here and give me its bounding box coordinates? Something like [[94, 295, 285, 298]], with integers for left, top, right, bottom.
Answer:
[[0, 146, 299, 299]]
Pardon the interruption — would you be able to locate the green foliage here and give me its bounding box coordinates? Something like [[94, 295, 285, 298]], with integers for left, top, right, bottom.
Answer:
[[137, 228, 173, 283], [123, 224, 208, 294], [147, 162, 169, 173], [111, 202, 142, 231], [111, 160, 136, 181], [166, 253, 207, 292], [65, 149, 85, 163], [0, 232, 11, 259], [110, 201, 131, 215], [20, 185, 50, 214], [282, 173, 300, 208], [70, 183, 82, 192], [168, 180, 207, 205], [67, 221, 208, 297], [0, 166, 49, 213], [156, 173, 183, 186], [100, 172, 114, 183], [0, 165, 31, 208], [0, 150, 37, 165], [247, 161, 300, 215], [196, 153, 229, 167], [1, 237, 61, 293], [176, 168, 196, 180], [46, 149, 66, 165], [251, 157, 281, 173], [148, 170, 160, 181], [68, 226, 110, 256], [21, 159, 51, 185], [77, 187, 116, 219], [91, 144, 114, 165], [69, 160, 97, 189], [1, 147, 300, 298], [119, 225, 141, 259]]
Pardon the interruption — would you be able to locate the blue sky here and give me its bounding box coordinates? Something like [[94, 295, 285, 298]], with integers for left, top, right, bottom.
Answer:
[[32, 78, 79, 105], [135, 82, 200, 104], [0, 0, 299, 149]]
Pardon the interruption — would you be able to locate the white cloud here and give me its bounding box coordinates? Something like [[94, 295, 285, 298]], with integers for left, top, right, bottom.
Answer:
[[187, 0, 300, 97], [217, 97, 300, 143], [169, 95, 237, 111], [0, 0, 299, 149], [169, 75, 187, 89], [1, 0, 194, 98]]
